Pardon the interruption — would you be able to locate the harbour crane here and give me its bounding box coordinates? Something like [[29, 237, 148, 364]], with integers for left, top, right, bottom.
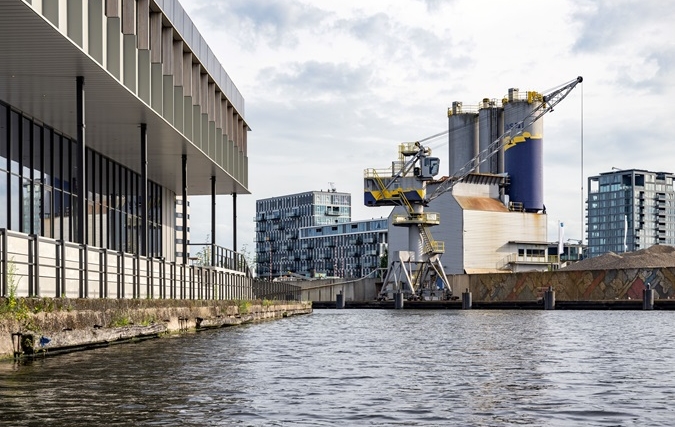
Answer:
[[364, 76, 583, 300]]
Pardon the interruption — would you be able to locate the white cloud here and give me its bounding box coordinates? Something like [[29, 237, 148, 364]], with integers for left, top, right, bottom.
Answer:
[[182, 0, 675, 254]]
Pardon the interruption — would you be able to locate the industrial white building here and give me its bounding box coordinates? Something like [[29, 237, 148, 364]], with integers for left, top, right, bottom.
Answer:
[[387, 174, 551, 275]]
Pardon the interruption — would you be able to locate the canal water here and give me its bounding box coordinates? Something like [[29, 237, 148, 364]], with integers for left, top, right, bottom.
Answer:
[[1, 309, 675, 426]]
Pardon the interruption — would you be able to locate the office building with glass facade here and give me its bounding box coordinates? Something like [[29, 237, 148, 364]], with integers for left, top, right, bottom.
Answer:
[[587, 169, 675, 257], [255, 190, 388, 279], [1, 0, 253, 300]]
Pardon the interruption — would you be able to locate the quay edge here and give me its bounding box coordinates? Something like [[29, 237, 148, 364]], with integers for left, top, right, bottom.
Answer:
[[0, 298, 312, 360]]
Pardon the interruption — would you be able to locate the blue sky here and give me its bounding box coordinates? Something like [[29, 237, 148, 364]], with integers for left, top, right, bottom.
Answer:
[[181, 0, 675, 254]]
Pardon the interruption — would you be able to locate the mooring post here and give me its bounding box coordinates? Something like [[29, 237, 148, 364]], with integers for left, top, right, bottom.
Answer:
[[544, 286, 555, 310], [394, 292, 404, 310], [11, 332, 22, 359], [643, 283, 654, 310], [462, 288, 472, 309], [336, 290, 345, 309]]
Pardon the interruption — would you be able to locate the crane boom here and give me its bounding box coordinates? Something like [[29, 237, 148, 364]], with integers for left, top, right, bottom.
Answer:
[[427, 76, 583, 201]]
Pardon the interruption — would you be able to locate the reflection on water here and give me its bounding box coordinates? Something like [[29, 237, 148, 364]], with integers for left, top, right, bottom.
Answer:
[[2, 310, 675, 426]]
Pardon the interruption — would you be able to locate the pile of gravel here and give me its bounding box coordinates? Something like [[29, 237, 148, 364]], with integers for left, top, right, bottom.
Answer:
[[563, 245, 675, 271]]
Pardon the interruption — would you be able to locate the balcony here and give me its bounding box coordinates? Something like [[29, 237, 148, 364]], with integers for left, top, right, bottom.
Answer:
[[325, 207, 341, 216]]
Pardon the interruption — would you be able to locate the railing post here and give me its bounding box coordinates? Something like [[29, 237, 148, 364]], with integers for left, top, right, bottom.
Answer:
[[61, 241, 67, 297], [119, 252, 124, 298], [1, 230, 6, 297], [82, 244, 89, 298], [189, 266, 194, 300], [133, 255, 138, 298], [100, 250, 106, 298], [28, 235, 35, 296], [147, 257, 152, 299], [55, 241, 61, 297], [172, 262, 176, 299], [180, 264, 185, 299], [34, 236, 40, 297], [160, 260, 165, 299]]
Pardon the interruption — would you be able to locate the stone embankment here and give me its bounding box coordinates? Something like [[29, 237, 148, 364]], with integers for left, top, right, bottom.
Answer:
[[0, 298, 312, 359]]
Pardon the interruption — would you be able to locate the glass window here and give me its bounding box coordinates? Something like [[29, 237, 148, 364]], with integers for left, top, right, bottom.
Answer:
[[22, 178, 32, 233], [10, 110, 20, 174], [0, 103, 7, 171], [32, 122, 41, 182], [10, 174, 19, 230], [43, 128, 52, 186], [53, 134, 62, 190], [63, 136, 71, 192], [22, 117, 31, 178], [87, 148, 94, 200], [43, 187, 52, 238], [0, 172, 6, 228]]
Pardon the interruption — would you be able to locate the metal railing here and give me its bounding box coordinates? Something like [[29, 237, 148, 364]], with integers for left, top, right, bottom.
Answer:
[[252, 280, 302, 301], [1, 229, 253, 301], [187, 242, 251, 274]]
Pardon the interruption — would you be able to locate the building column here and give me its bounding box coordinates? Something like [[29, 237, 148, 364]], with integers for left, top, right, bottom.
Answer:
[[211, 175, 216, 266], [76, 76, 86, 244], [140, 123, 148, 257], [232, 193, 237, 252], [182, 154, 188, 265]]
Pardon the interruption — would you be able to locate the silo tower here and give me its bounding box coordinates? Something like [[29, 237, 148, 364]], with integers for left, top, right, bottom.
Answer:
[[503, 88, 545, 212], [448, 102, 479, 177], [478, 98, 504, 174]]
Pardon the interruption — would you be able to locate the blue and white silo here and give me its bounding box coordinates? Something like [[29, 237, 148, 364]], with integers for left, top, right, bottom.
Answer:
[[503, 88, 545, 212]]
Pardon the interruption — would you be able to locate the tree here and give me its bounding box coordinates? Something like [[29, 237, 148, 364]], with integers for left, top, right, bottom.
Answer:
[[194, 234, 211, 266], [378, 250, 388, 278], [239, 243, 257, 277]]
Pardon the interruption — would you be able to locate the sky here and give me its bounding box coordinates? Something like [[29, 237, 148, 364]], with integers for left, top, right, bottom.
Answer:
[[181, 0, 675, 256]]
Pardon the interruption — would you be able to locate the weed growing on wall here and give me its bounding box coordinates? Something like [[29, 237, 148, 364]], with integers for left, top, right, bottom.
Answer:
[[1, 260, 26, 319], [237, 300, 251, 315], [109, 312, 132, 328]]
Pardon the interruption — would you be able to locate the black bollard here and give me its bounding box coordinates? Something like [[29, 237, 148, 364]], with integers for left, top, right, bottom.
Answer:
[[544, 286, 555, 310], [394, 292, 404, 310], [461, 288, 472, 309], [336, 290, 345, 309], [643, 283, 654, 310]]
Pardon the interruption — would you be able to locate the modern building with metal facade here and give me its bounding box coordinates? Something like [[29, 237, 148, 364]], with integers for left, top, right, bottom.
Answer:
[[297, 218, 388, 279], [1, 0, 253, 300], [387, 175, 551, 275], [587, 169, 675, 258], [255, 190, 388, 279]]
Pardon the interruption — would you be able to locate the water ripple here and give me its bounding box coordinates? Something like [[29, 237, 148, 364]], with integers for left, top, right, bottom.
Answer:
[[2, 310, 675, 425]]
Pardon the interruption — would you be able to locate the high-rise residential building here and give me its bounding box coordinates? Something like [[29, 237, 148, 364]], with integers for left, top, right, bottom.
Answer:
[[587, 169, 675, 257], [255, 190, 388, 279]]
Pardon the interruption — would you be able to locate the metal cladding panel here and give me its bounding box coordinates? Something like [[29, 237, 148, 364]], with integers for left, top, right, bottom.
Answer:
[[478, 107, 503, 174], [463, 210, 547, 271], [449, 113, 478, 177], [504, 101, 544, 212]]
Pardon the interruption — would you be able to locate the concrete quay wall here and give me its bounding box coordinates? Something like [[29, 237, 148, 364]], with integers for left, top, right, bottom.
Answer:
[[297, 267, 675, 303], [0, 298, 312, 359], [462, 267, 675, 302]]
